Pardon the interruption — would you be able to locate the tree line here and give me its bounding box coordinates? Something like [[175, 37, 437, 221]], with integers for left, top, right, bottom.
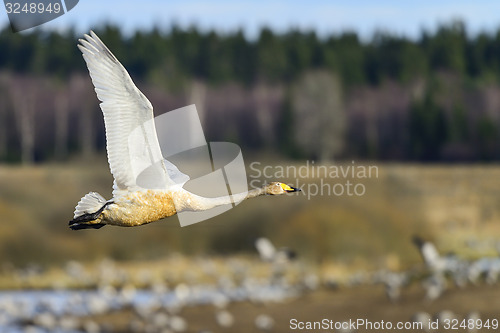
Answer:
[[1, 20, 500, 163]]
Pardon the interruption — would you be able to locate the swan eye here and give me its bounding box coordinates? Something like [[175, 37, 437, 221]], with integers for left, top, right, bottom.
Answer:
[[276, 183, 280, 186]]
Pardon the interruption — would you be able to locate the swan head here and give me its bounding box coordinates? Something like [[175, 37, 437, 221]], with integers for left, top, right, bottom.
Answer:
[[265, 182, 301, 195]]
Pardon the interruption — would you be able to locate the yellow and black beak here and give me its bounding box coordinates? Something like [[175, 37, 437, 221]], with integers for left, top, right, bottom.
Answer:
[[280, 183, 301, 193]]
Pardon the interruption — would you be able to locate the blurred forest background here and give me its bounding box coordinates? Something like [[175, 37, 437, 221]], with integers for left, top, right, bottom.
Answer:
[[2, 20, 500, 164]]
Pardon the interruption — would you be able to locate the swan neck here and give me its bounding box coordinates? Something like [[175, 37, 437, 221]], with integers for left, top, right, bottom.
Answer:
[[246, 187, 266, 199], [180, 186, 267, 211]]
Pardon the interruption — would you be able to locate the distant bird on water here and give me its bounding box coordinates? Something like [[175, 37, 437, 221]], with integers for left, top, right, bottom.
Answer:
[[255, 237, 297, 263], [69, 31, 300, 230]]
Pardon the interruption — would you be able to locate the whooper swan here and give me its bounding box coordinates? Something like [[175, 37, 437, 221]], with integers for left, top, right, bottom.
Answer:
[[69, 31, 300, 230]]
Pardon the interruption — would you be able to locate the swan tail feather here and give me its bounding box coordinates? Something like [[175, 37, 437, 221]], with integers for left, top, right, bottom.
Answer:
[[73, 192, 107, 219], [69, 192, 110, 230]]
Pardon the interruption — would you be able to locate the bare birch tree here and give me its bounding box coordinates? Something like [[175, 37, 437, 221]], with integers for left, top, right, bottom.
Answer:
[[292, 70, 346, 161], [188, 79, 207, 125], [52, 78, 70, 160], [0, 73, 10, 160], [10, 76, 38, 165], [253, 81, 276, 146], [72, 75, 96, 157]]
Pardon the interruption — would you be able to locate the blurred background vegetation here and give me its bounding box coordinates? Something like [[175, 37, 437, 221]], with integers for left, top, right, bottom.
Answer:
[[1, 19, 500, 270], [2, 20, 500, 164]]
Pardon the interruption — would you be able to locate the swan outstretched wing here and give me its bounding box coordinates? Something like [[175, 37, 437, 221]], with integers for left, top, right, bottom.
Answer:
[[78, 31, 186, 195]]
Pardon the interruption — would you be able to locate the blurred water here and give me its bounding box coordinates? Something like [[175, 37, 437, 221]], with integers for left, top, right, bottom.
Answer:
[[0, 284, 297, 332]]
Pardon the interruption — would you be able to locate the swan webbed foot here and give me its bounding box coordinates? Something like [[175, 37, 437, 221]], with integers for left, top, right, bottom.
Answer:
[[69, 223, 106, 230], [68, 201, 113, 231]]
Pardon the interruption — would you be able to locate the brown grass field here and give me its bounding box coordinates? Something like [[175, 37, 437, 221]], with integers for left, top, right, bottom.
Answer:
[[1, 158, 500, 266]]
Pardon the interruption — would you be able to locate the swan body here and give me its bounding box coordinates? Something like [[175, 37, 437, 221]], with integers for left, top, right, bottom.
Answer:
[[69, 31, 299, 230], [87, 190, 178, 228]]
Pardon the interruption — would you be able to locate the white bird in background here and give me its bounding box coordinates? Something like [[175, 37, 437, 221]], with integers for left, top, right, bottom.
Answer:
[[434, 310, 456, 326], [466, 311, 481, 333], [255, 237, 297, 286], [380, 271, 409, 302], [412, 236, 446, 272], [411, 312, 432, 333], [412, 236, 466, 279], [255, 314, 275, 332], [255, 237, 297, 263], [69, 31, 300, 230]]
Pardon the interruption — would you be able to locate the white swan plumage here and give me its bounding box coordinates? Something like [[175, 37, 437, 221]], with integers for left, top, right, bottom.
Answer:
[[69, 31, 300, 230]]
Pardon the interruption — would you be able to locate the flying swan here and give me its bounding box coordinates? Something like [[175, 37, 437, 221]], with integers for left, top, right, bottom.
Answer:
[[69, 31, 300, 230]]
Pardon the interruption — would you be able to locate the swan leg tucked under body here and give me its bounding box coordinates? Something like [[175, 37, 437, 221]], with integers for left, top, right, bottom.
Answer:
[[69, 31, 300, 230]]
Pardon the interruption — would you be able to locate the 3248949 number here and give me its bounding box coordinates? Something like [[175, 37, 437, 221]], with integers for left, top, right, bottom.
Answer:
[[5, 2, 61, 14], [443, 318, 499, 330]]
